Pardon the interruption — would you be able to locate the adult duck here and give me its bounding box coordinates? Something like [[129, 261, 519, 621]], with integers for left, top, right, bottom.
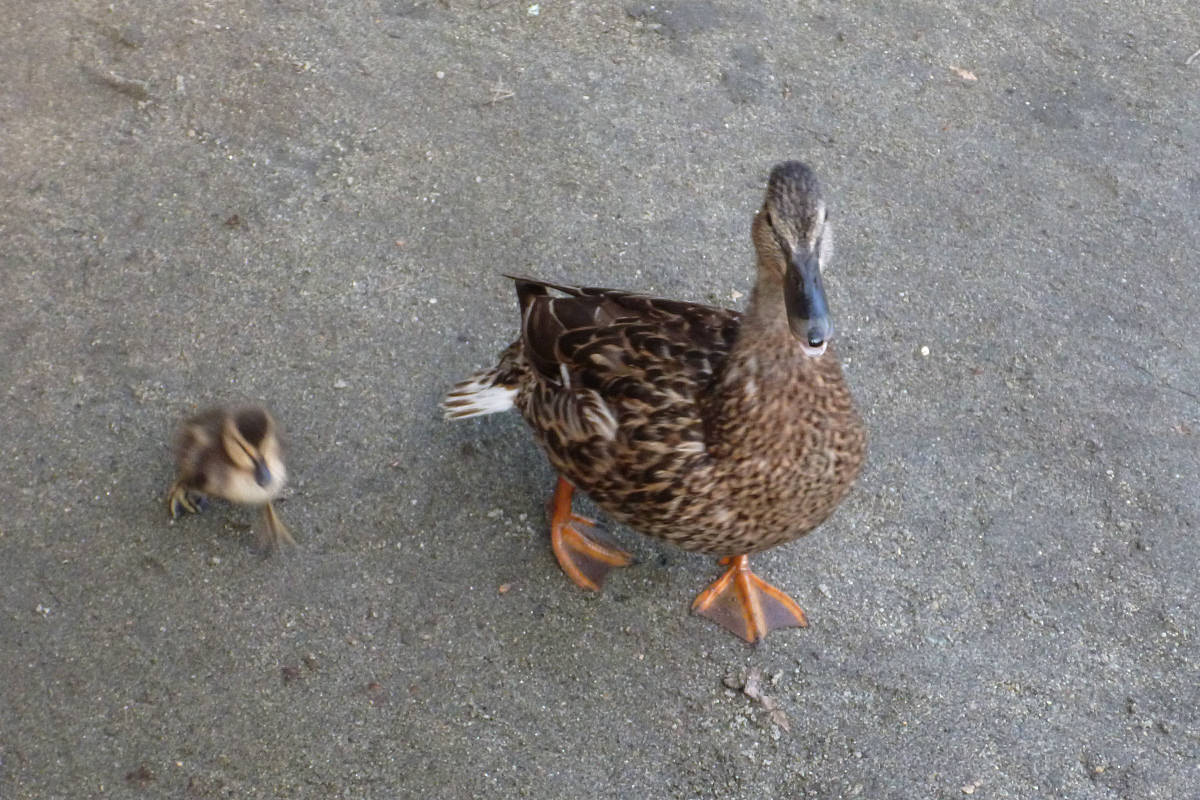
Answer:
[[444, 161, 866, 642]]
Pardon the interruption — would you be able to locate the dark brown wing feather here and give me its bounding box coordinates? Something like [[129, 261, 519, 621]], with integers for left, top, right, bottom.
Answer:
[[507, 275, 740, 393], [504, 276, 747, 538]]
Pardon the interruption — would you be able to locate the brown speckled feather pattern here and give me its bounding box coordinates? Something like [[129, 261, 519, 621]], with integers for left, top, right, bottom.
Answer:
[[486, 277, 866, 557]]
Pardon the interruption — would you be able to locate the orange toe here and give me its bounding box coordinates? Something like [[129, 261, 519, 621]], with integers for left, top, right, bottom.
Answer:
[[547, 476, 632, 591]]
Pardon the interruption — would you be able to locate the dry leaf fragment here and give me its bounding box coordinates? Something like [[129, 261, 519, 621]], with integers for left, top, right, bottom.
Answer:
[[721, 669, 791, 734], [742, 668, 763, 700]]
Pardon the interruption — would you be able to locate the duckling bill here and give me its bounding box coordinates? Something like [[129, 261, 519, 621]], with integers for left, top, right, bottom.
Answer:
[[443, 161, 866, 643], [167, 405, 295, 552]]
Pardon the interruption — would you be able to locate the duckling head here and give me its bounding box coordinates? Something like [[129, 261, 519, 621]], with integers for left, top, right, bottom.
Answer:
[[222, 407, 278, 489], [751, 161, 833, 357]]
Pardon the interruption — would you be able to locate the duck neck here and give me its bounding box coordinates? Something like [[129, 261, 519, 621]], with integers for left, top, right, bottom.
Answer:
[[739, 275, 792, 342], [703, 279, 820, 462], [714, 276, 802, 401]]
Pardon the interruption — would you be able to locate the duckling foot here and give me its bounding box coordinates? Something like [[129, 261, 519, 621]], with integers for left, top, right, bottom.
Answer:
[[549, 476, 632, 591], [167, 483, 209, 517], [256, 501, 296, 553], [692, 555, 808, 643]]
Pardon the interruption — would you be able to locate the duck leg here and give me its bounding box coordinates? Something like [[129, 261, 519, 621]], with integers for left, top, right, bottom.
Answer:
[[549, 476, 632, 591], [167, 481, 209, 518], [692, 555, 808, 643], [257, 501, 296, 552]]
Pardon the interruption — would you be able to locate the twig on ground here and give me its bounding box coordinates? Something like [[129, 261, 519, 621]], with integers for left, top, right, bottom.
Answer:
[[488, 77, 515, 104]]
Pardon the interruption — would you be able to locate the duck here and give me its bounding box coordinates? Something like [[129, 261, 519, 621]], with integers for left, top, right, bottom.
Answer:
[[167, 405, 295, 552], [443, 161, 866, 643]]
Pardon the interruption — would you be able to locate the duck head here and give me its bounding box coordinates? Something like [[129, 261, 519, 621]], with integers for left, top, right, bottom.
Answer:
[[751, 161, 834, 357], [222, 407, 278, 488]]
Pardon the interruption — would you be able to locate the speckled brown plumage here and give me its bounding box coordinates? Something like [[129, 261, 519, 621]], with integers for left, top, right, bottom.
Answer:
[[444, 161, 866, 641]]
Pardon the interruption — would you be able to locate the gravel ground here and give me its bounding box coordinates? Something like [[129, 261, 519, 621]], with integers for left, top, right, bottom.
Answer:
[[2, 2, 1198, 798]]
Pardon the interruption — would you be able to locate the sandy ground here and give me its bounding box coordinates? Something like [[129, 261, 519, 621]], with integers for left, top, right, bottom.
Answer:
[[2, 2, 1198, 798]]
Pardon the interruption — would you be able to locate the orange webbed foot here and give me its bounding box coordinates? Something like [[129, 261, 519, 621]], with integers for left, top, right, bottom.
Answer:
[[691, 555, 808, 643], [548, 477, 632, 591]]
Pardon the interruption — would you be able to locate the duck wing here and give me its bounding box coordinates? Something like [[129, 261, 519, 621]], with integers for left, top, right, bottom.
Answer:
[[511, 276, 740, 395]]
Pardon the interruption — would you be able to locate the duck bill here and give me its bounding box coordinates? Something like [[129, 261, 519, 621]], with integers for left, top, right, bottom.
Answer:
[[253, 459, 272, 488], [784, 252, 832, 357]]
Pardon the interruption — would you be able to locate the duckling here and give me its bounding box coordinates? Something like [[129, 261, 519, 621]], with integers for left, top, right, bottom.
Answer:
[[443, 161, 866, 643], [167, 405, 294, 552]]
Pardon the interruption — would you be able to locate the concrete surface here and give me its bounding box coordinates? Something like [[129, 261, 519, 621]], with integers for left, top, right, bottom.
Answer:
[[2, 1, 1198, 798]]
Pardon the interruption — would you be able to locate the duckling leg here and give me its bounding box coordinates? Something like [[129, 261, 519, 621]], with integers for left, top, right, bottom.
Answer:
[[167, 481, 208, 517], [691, 555, 808, 643], [256, 502, 296, 552], [549, 476, 632, 591]]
